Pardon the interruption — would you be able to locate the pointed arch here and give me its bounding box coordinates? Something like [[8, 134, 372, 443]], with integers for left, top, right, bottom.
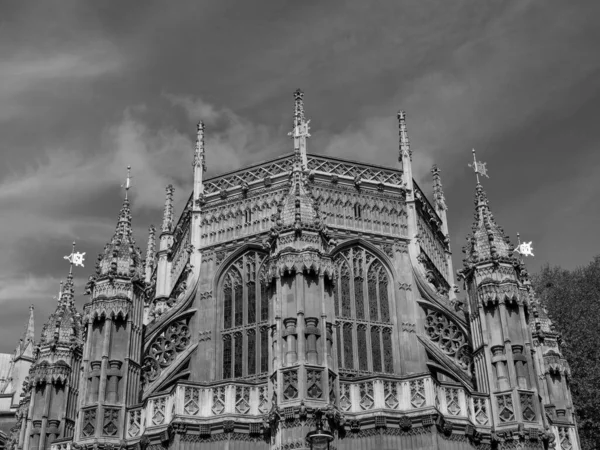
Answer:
[[331, 241, 396, 376], [216, 247, 270, 381]]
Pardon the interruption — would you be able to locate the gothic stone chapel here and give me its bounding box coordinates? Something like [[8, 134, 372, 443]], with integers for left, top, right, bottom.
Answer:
[[7, 90, 579, 450]]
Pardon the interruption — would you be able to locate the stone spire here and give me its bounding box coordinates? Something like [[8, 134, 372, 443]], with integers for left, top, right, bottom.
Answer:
[[16, 305, 35, 358], [397, 110, 415, 199], [95, 168, 144, 282], [462, 183, 513, 270], [293, 88, 305, 128], [431, 165, 447, 212], [145, 225, 156, 283], [431, 164, 457, 297], [193, 122, 206, 208], [162, 184, 175, 233], [289, 89, 310, 169], [193, 122, 206, 170], [398, 110, 411, 162], [40, 271, 83, 347]]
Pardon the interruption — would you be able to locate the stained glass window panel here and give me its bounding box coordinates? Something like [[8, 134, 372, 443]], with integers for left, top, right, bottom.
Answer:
[[343, 323, 354, 370], [234, 333, 243, 378], [234, 283, 243, 327], [371, 327, 382, 372], [223, 335, 232, 379], [354, 277, 364, 319], [260, 328, 269, 373], [383, 328, 393, 373], [379, 270, 390, 323], [247, 282, 256, 325], [224, 284, 232, 330], [358, 326, 368, 371], [247, 330, 256, 375], [260, 282, 269, 322]]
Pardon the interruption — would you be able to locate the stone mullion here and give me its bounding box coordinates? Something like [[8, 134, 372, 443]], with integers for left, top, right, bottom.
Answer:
[[242, 263, 248, 378], [376, 267, 384, 324], [362, 323, 372, 373], [362, 265, 373, 372], [349, 253, 359, 371], [254, 277, 261, 376]]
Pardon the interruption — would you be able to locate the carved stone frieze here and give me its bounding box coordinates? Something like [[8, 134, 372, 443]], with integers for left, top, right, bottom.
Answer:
[[83, 298, 132, 322], [268, 251, 335, 278]]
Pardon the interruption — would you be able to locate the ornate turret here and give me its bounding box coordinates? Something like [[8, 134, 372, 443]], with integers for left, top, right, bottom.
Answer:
[[39, 274, 83, 347], [458, 152, 549, 442], [94, 175, 144, 284], [76, 167, 146, 447], [267, 98, 334, 257], [20, 247, 84, 450], [462, 183, 514, 270]]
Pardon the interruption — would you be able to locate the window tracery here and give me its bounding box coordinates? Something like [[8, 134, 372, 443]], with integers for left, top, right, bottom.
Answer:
[[220, 251, 269, 380], [143, 317, 191, 384], [422, 307, 472, 372], [333, 247, 394, 376]]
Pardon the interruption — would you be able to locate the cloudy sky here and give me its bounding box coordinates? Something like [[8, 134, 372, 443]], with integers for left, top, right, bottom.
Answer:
[[0, 1, 599, 352]]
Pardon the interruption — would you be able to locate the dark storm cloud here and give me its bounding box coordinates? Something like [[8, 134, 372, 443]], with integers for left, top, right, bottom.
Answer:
[[0, 0, 599, 350]]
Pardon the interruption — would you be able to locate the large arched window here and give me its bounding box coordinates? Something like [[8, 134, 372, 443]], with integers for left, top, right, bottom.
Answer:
[[220, 251, 271, 380], [333, 246, 394, 376]]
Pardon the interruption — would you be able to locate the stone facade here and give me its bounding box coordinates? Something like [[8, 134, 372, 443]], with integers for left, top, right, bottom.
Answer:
[[7, 90, 579, 449]]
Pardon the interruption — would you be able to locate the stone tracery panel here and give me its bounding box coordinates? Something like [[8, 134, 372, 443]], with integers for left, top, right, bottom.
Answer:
[[220, 250, 270, 380], [422, 307, 472, 372], [333, 246, 394, 376], [142, 317, 192, 384]]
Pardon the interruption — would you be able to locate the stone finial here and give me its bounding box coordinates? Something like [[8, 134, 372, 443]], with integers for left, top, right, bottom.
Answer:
[[293, 89, 305, 128], [431, 165, 447, 211], [145, 225, 156, 279], [162, 185, 175, 233], [397, 110, 411, 161], [193, 121, 206, 171]]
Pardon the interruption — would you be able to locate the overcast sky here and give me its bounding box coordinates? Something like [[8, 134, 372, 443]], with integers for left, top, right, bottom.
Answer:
[[0, 1, 599, 352]]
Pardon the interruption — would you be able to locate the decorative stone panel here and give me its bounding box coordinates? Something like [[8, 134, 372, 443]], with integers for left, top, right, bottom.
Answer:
[[143, 317, 191, 383], [306, 369, 323, 399], [519, 391, 536, 422], [496, 393, 515, 423], [102, 408, 119, 436], [409, 379, 426, 408], [81, 407, 96, 438], [127, 409, 142, 437], [422, 307, 472, 372], [184, 387, 200, 415]]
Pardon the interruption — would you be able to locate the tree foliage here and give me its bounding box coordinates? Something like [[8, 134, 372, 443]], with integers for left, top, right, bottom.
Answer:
[[532, 256, 600, 450]]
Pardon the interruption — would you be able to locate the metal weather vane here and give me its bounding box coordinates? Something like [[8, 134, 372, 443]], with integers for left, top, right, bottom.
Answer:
[[513, 232, 534, 257], [120, 165, 133, 200], [288, 120, 311, 139], [64, 242, 86, 268], [468, 149, 489, 183]]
